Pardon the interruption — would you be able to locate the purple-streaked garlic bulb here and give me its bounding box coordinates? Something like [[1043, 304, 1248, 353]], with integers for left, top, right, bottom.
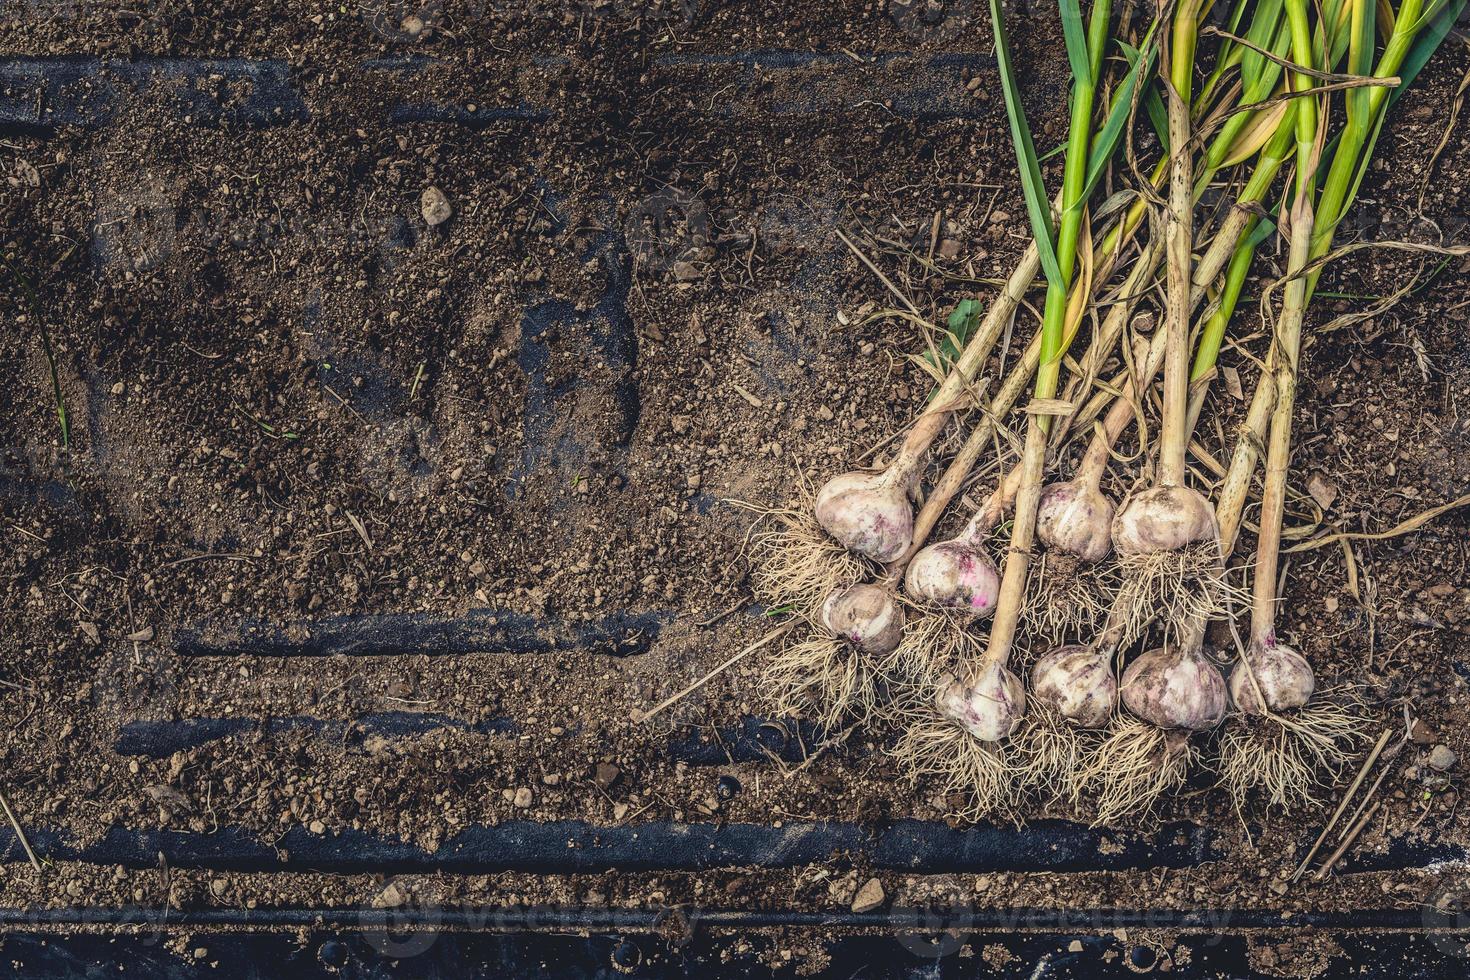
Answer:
[[1120, 644, 1227, 731], [1037, 478, 1116, 562], [1112, 485, 1218, 555], [935, 662, 1026, 742], [815, 470, 914, 562], [1228, 639, 1315, 715], [820, 583, 904, 656], [904, 538, 1000, 616], [1030, 644, 1116, 729]]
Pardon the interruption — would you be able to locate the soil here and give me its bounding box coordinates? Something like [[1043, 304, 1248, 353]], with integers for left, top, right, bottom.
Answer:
[[1, 0, 1469, 975]]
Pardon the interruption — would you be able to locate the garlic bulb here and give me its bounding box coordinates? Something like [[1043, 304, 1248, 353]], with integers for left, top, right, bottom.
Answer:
[[815, 470, 913, 562], [1037, 479, 1115, 562], [935, 663, 1026, 741], [1031, 644, 1116, 728], [1228, 640, 1315, 715], [820, 583, 904, 656], [1112, 485, 1218, 555], [904, 538, 1000, 616], [1120, 644, 1227, 731]]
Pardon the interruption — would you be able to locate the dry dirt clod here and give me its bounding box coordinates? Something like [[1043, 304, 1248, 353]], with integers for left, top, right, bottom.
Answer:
[[1428, 745, 1457, 770], [850, 877, 885, 913], [513, 787, 534, 808]]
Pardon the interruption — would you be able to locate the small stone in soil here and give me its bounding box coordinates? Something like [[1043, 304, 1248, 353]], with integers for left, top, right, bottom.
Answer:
[[421, 186, 453, 226], [513, 786, 534, 808], [1428, 745, 1457, 771], [851, 877, 885, 913], [374, 882, 405, 908], [594, 762, 622, 790]]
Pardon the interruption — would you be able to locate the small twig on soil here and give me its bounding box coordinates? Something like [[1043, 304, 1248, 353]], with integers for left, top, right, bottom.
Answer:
[[1293, 728, 1392, 881], [0, 787, 42, 873], [1315, 800, 1382, 880], [834, 228, 933, 328], [345, 510, 374, 551], [158, 552, 257, 569], [695, 599, 746, 629], [1338, 736, 1404, 842], [7, 523, 45, 544], [633, 621, 796, 724], [1285, 492, 1470, 553]]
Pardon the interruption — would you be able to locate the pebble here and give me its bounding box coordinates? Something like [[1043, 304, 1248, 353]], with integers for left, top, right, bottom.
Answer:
[[513, 786, 534, 808], [374, 882, 405, 909], [851, 877, 885, 913], [594, 762, 623, 790], [421, 186, 453, 226], [1428, 745, 1457, 771]]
